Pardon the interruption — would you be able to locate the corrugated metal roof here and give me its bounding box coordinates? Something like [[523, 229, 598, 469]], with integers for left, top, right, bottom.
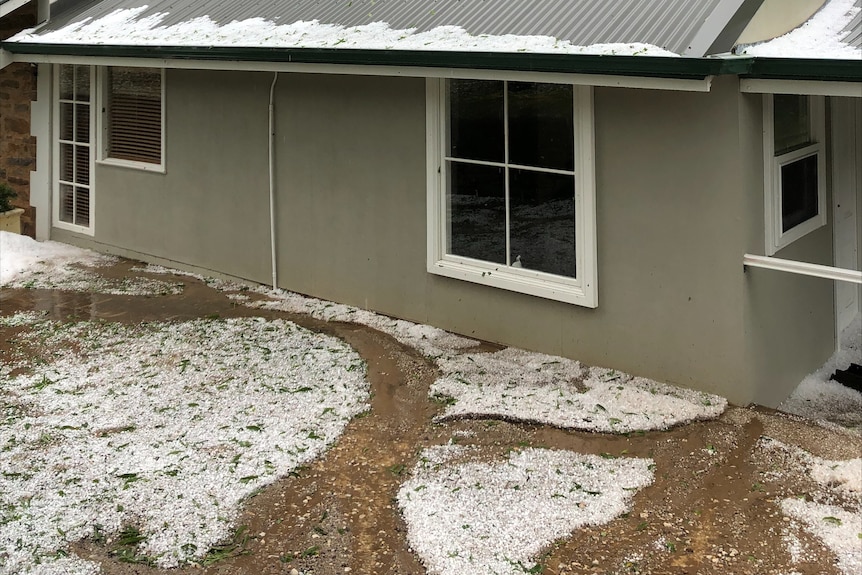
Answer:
[[42, 0, 751, 56], [842, 0, 861, 47]]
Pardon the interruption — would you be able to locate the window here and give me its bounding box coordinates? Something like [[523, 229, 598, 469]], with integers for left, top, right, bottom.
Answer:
[[54, 64, 94, 232], [426, 79, 597, 306], [101, 67, 164, 170], [763, 94, 826, 254]]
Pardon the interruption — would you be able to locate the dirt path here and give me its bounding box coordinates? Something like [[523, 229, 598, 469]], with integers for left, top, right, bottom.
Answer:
[[2, 264, 860, 575]]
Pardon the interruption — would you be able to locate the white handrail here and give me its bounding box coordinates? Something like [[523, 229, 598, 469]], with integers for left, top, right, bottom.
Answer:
[[743, 254, 862, 284]]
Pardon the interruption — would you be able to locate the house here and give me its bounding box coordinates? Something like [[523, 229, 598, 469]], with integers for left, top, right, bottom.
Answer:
[[0, 0, 859, 407], [0, 0, 45, 236]]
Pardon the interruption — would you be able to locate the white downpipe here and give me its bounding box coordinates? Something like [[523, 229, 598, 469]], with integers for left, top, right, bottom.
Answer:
[[268, 72, 278, 290], [743, 254, 862, 284]]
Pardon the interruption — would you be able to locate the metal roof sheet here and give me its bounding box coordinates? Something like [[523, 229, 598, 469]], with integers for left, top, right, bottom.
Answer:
[[843, 0, 861, 47], [41, 0, 755, 56]]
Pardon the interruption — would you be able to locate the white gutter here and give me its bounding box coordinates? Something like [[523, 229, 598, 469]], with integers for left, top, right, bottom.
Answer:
[[744, 254, 862, 284], [3, 53, 717, 92], [268, 72, 278, 290]]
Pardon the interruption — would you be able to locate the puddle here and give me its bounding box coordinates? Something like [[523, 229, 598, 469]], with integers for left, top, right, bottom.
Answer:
[[3, 262, 860, 575]]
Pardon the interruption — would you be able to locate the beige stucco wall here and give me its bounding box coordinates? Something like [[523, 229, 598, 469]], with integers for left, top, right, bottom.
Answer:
[[50, 69, 839, 407], [741, 93, 837, 407], [273, 73, 755, 401], [55, 70, 274, 283]]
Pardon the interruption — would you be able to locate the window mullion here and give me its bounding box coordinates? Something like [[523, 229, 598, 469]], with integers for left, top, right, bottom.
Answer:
[[503, 80, 511, 267]]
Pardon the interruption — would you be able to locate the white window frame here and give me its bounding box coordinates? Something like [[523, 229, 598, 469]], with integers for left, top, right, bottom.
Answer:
[[426, 78, 597, 307], [763, 94, 826, 255], [97, 66, 166, 173], [53, 64, 96, 236]]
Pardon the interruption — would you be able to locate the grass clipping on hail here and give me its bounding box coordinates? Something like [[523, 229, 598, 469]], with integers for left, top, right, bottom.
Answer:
[[431, 348, 726, 433], [759, 438, 862, 575], [398, 445, 654, 575], [0, 231, 183, 296], [240, 285, 726, 433], [0, 316, 368, 574]]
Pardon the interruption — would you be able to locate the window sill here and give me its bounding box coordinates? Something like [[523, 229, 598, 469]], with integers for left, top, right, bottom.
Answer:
[[97, 158, 165, 174], [53, 220, 94, 237], [429, 256, 597, 307]]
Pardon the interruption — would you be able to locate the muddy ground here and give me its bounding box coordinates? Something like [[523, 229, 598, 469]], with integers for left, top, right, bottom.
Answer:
[[1, 262, 860, 575]]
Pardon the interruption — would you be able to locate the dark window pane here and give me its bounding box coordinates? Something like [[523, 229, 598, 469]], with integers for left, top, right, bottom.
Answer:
[[60, 102, 74, 141], [781, 154, 818, 232], [509, 169, 576, 278], [59, 143, 74, 183], [75, 146, 89, 185], [59, 65, 74, 100], [75, 103, 90, 143], [508, 82, 574, 171], [59, 184, 74, 223], [449, 80, 504, 162], [75, 187, 90, 227], [75, 65, 90, 101], [774, 95, 811, 154], [447, 161, 506, 264]]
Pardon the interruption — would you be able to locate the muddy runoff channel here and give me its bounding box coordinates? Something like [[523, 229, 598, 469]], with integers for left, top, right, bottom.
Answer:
[[1, 265, 859, 575]]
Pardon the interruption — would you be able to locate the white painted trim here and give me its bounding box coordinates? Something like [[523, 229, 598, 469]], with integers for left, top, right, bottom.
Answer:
[[0, 49, 11, 70], [742, 78, 862, 98], [95, 158, 166, 174], [31, 62, 52, 240], [744, 254, 862, 284], [425, 78, 442, 276], [8, 53, 716, 92], [763, 93, 827, 255], [425, 78, 597, 307], [97, 66, 166, 172]]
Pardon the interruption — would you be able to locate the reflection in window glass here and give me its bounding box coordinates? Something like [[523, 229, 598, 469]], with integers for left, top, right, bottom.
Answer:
[[449, 79, 504, 163], [509, 169, 576, 277], [774, 95, 810, 154], [59, 65, 74, 101], [447, 161, 506, 265], [781, 154, 818, 232], [74, 65, 90, 101], [445, 80, 576, 279], [508, 82, 574, 171]]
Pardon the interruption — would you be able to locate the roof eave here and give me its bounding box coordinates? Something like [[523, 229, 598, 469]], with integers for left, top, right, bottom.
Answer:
[[6, 43, 859, 84], [743, 57, 862, 82], [0, 42, 752, 80]]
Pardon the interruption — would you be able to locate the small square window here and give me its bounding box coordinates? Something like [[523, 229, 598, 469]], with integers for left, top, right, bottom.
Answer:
[[780, 153, 818, 232], [763, 94, 826, 255], [104, 67, 164, 169]]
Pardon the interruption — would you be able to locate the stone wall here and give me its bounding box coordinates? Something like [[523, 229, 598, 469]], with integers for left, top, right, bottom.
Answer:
[[0, 3, 37, 237]]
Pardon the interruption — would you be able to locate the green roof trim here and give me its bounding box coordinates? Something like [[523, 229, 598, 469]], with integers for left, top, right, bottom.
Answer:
[[0, 42, 750, 79], [744, 57, 862, 82], [2, 42, 859, 82]]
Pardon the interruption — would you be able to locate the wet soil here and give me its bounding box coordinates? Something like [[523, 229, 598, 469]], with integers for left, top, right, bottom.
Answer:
[[1, 263, 860, 575]]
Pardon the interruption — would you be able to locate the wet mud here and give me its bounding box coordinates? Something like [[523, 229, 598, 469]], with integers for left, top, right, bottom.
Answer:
[[2, 264, 861, 575]]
